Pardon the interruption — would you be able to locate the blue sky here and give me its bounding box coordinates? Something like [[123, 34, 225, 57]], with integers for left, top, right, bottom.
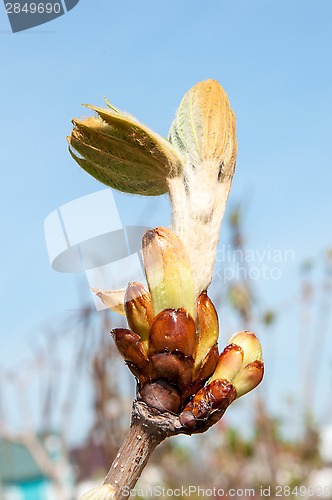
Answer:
[[1, 0, 332, 439]]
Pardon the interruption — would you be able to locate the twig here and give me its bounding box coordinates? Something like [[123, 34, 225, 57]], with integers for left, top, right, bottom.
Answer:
[[103, 401, 186, 498]]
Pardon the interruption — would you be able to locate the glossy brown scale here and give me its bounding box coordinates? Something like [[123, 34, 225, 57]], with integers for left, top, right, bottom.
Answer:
[[179, 379, 236, 432], [111, 328, 149, 371], [140, 379, 181, 414], [180, 344, 219, 403], [150, 351, 194, 389], [125, 362, 150, 386], [110, 287, 262, 434], [149, 308, 196, 357]]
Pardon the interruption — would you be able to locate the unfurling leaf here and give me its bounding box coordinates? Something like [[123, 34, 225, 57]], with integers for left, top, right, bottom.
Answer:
[[167, 79, 238, 297], [68, 104, 183, 196], [169, 79, 237, 172]]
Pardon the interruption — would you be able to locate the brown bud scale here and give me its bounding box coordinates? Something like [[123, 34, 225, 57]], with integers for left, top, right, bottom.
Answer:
[[149, 308, 196, 357], [111, 328, 149, 372], [181, 344, 219, 403], [150, 352, 194, 389], [180, 379, 236, 431], [140, 379, 181, 413], [195, 343, 219, 382]]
